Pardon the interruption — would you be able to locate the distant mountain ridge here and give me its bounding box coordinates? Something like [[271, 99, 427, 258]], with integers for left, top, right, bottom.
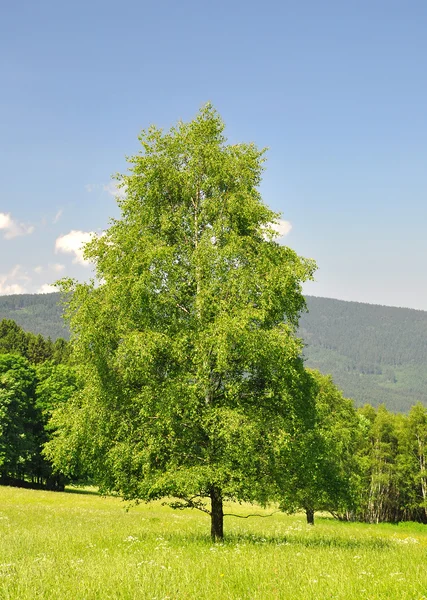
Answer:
[[300, 297, 427, 412], [0, 292, 426, 412], [0, 293, 68, 341]]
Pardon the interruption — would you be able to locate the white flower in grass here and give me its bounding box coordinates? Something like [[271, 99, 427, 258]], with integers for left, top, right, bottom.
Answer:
[[393, 536, 419, 544]]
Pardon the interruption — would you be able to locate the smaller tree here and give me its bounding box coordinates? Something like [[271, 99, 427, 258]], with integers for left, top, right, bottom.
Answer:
[[277, 370, 361, 524], [33, 362, 79, 488]]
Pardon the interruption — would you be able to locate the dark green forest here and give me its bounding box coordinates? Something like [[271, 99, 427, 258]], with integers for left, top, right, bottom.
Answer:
[[300, 297, 427, 412], [1, 292, 426, 412], [0, 293, 67, 341]]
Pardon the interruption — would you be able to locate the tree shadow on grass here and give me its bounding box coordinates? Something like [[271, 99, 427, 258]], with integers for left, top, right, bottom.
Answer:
[[63, 486, 100, 496], [161, 530, 392, 550]]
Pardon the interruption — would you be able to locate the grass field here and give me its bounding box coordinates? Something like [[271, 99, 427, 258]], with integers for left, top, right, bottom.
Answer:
[[1, 486, 427, 599]]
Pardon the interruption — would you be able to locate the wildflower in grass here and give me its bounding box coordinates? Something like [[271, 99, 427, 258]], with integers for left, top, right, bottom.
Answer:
[[393, 536, 419, 544], [0, 563, 15, 575]]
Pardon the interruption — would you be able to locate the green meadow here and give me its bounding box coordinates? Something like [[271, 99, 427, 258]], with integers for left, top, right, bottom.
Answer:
[[0, 487, 427, 599]]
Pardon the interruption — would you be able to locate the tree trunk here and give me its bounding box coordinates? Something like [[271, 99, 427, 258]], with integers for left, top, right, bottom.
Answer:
[[210, 487, 224, 541], [306, 508, 314, 525]]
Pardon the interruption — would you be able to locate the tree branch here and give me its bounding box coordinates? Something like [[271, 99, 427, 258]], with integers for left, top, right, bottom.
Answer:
[[166, 495, 211, 515], [176, 303, 190, 314], [223, 510, 281, 519]]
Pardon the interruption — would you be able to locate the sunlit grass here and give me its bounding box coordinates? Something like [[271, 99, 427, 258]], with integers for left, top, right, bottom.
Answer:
[[0, 486, 427, 599]]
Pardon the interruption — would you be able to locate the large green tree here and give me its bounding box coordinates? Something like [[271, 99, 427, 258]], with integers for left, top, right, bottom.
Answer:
[[46, 105, 316, 540]]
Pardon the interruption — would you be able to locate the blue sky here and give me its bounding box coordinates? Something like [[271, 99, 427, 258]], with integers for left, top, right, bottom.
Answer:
[[1, 0, 426, 310]]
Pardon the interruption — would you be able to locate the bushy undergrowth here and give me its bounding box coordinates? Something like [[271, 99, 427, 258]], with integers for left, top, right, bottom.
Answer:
[[0, 487, 427, 599]]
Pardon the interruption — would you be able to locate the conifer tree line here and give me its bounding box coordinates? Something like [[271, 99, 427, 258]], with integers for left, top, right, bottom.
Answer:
[[1, 106, 426, 539]]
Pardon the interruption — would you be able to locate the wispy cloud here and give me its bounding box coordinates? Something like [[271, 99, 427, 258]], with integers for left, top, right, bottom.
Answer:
[[0, 265, 31, 295], [53, 209, 63, 224], [0, 212, 35, 239], [49, 263, 65, 273], [55, 230, 95, 266], [34, 263, 65, 275], [85, 181, 126, 199], [103, 181, 126, 199]]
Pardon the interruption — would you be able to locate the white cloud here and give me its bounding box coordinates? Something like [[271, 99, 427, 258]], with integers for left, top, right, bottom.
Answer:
[[0, 212, 35, 239], [103, 181, 126, 200], [0, 265, 31, 295], [37, 284, 57, 294], [34, 265, 44, 274], [271, 219, 292, 238], [55, 230, 95, 266], [263, 219, 293, 241], [85, 183, 97, 193]]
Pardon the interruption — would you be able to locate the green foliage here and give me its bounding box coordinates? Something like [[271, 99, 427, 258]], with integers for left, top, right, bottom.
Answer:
[[46, 105, 316, 538], [0, 318, 69, 365], [0, 322, 74, 487], [277, 370, 362, 522], [351, 403, 427, 523], [36, 362, 78, 420], [0, 354, 38, 479]]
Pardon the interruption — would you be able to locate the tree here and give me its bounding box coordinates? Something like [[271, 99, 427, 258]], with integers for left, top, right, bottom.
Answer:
[[0, 320, 28, 357], [27, 333, 53, 365], [46, 105, 316, 540], [277, 370, 362, 524], [357, 405, 401, 523], [34, 362, 78, 489], [397, 403, 427, 522], [0, 354, 38, 481]]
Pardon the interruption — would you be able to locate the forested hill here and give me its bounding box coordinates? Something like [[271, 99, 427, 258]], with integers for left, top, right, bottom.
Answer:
[[0, 292, 426, 412], [0, 293, 67, 341], [300, 297, 427, 412]]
